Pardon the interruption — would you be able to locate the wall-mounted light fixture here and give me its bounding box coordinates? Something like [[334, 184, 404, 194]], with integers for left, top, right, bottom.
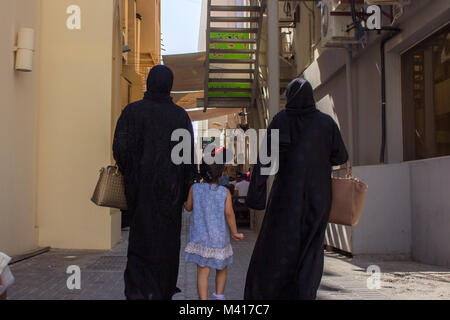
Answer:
[[13, 28, 35, 72]]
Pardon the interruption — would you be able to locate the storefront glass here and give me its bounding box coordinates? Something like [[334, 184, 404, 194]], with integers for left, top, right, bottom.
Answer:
[[402, 24, 450, 160]]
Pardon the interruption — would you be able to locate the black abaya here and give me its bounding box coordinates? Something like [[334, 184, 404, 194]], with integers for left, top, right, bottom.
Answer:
[[113, 65, 196, 300], [244, 79, 348, 300]]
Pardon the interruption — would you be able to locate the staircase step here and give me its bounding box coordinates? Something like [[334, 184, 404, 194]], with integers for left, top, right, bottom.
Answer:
[[208, 78, 252, 83], [210, 59, 256, 64], [210, 6, 261, 12], [209, 69, 254, 74], [210, 17, 260, 23], [197, 97, 251, 108], [210, 27, 259, 33], [209, 88, 252, 92], [210, 38, 257, 44], [210, 48, 256, 54]]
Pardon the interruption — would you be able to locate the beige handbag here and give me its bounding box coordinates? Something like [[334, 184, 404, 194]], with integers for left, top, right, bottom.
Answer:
[[91, 165, 128, 210], [329, 162, 367, 226]]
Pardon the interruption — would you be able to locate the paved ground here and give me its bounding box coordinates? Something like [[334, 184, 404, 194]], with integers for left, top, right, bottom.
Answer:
[[7, 211, 450, 300]]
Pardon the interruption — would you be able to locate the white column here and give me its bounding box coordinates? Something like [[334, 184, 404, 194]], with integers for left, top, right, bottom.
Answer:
[[267, 0, 280, 122]]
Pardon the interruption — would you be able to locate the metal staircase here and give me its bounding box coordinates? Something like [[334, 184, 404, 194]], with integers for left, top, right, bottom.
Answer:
[[200, 0, 265, 112]]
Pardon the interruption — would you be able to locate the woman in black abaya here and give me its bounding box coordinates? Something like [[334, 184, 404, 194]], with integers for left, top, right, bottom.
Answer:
[[244, 78, 348, 300], [113, 65, 196, 300]]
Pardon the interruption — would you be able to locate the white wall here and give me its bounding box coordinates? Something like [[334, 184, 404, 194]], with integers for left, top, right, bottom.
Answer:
[[410, 157, 450, 267], [326, 164, 412, 256], [198, 0, 207, 51], [326, 157, 450, 267], [351, 164, 412, 255]]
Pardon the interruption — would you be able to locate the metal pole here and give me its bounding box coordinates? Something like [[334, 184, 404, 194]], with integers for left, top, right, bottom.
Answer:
[[267, 0, 280, 121]]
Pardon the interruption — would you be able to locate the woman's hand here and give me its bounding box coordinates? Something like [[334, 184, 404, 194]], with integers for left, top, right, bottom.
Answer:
[[232, 233, 244, 241]]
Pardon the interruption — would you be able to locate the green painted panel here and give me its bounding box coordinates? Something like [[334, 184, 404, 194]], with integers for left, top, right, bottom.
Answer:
[[209, 32, 251, 60], [208, 83, 251, 89], [210, 32, 250, 40], [208, 91, 251, 98]]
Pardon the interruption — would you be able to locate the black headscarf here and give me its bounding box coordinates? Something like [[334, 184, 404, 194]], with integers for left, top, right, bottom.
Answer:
[[285, 78, 317, 116], [144, 64, 174, 102]]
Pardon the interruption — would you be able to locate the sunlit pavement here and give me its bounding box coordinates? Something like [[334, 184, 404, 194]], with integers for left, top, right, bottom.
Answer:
[[173, 211, 387, 300], [8, 211, 450, 300]]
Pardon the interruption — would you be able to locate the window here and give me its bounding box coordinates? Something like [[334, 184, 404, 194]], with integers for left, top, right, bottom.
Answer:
[[402, 24, 450, 161]]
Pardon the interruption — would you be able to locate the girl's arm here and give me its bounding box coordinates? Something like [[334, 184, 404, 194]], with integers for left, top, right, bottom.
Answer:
[[184, 185, 194, 212], [225, 189, 244, 241], [0, 275, 6, 300]]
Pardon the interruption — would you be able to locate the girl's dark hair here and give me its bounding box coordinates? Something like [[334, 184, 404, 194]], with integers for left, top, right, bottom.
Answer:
[[200, 160, 224, 183], [226, 184, 235, 195]]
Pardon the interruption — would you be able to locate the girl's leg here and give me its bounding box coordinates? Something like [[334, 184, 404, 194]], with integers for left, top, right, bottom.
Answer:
[[197, 265, 210, 300], [215, 266, 228, 296]]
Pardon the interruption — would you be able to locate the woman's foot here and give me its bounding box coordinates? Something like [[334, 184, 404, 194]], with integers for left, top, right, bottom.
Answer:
[[213, 293, 225, 300]]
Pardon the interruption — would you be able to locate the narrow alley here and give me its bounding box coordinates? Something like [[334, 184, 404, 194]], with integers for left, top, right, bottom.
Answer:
[[7, 211, 450, 300]]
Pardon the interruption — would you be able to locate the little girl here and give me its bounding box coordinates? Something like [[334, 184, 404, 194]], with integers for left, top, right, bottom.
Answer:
[[184, 161, 244, 300]]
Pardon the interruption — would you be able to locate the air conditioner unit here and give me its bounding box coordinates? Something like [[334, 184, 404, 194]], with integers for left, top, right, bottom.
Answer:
[[320, 0, 360, 48]]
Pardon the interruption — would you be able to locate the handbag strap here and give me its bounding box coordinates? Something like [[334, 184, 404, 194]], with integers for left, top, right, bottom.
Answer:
[[345, 161, 352, 178], [113, 164, 120, 176]]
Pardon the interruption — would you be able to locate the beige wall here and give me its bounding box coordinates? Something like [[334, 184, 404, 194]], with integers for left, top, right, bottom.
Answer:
[[1, 0, 160, 256], [0, 0, 41, 256], [137, 0, 161, 64], [37, 0, 120, 250]]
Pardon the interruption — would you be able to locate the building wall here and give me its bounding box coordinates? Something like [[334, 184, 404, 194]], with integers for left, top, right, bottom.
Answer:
[[292, 2, 321, 75], [300, 0, 450, 167], [410, 157, 450, 267], [0, 0, 41, 256], [1, 0, 160, 256], [351, 164, 412, 256], [326, 157, 450, 267], [37, 0, 119, 250], [313, 0, 450, 266], [137, 0, 161, 63], [352, 45, 383, 166]]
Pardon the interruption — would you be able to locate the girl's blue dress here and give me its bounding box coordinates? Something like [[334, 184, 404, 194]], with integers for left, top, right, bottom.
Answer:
[[184, 183, 232, 270]]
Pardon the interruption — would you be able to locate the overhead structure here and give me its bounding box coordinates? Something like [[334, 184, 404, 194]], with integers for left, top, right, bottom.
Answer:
[[162, 51, 245, 120], [162, 52, 205, 92], [201, 0, 266, 112], [186, 107, 243, 122], [172, 91, 204, 110]]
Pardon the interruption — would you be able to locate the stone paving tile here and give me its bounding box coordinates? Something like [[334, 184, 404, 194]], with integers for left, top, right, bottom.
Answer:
[[7, 212, 383, 300]]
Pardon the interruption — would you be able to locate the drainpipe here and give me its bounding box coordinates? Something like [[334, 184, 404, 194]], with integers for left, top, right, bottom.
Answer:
[[267, 0, 280, 122], [379, 29, 401, 164], [346, 49, 355, 164]]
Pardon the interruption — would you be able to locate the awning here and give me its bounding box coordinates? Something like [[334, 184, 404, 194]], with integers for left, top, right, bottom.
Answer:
[[172, 91, 204, 109], [163, 52, 206, 92]]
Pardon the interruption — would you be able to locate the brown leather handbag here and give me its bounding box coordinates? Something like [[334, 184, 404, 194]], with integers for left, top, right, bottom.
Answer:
[[91, 165, 128, 210], [329, 161, 368, 226]]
